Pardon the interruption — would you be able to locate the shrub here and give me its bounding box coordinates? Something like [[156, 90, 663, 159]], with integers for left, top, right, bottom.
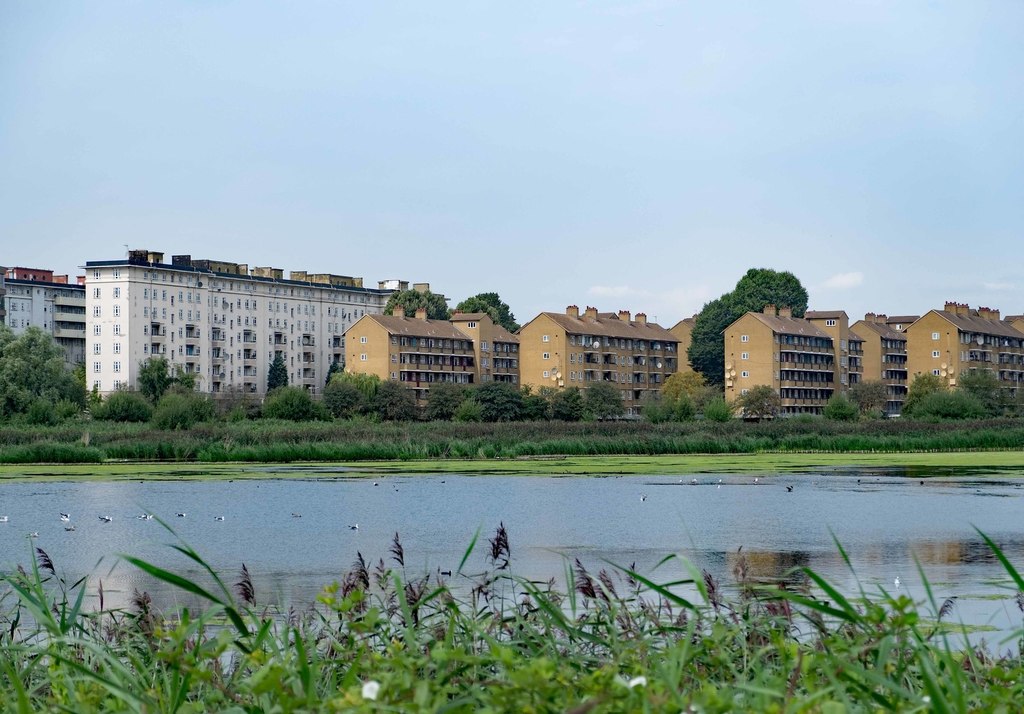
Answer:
[[94, 391, 153, 422], [424, 382, 467, 421], [454, 399, 483, 422], [323, 380, 366, 419], [550, 388, 585, 421], [584, 383, 624, 420], [473, 383, 524, 422], [54, 399, 81, 421], [673, 394, 696, 421], [909, 391, 987, 421], [261, 387, 327, 422], [823, 394, 859, 421], [371, 382, 419, 421], [152, 391, 217, 429], [702, 398, 733, 422], [25, 399, 58, 426]]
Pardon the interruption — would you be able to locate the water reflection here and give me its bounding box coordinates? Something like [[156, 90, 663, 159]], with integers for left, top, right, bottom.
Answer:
[[1, 469, 1023, 638]]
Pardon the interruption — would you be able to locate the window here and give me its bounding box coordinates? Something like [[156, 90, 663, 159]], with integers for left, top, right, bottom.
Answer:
[[113, 305, 120, 317], [741, 389, 749, 395], [542, 335, 549, 342], [360, 336, 367, 344], [542, 352, 550, 360], [93, 343, 101, 355], [113, 343, 121, 354], [113, 324, 121, 335], [93, 380, 101, 391], [113, 269, 120, 279], [360, 354, 367, 361], [741, 335, 749, 343], [741, 370, 749, 378], [93, 362, 101, 374], [113, 287, 120, 298], [93, 305, 101, 317], [932, 350, 940, 358], [113, 361, 121, 373], [467, 321, 476, 328], [825, 319, 836, 327], [93, 287, 100, 299], [741, 352, 749, 360], [93, 324, 101, 336], [932, 369, 941, 376], [932, 332, 940, 340], [543, 370, 550, 378]]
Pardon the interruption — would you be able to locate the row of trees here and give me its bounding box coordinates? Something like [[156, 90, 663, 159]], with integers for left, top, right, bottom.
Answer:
[[382, 290, 519, 332]]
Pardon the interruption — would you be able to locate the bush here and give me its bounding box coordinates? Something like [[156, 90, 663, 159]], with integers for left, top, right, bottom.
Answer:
[[261, 387, 327, 422], [371, 382, 418, 421], [454, 399, 483, 422], [323, 380, 366, 419], [54, 399, 81, 421], [152, 391, 217, 429], [25, 399, 58, 426], [584, 383, 624, 420], [823, 394, 859, 421], [423, 383, 467, 421], [909, 391, 987, 421], [94, 391, 153, 423], [702, 398, 733, 422], [473, 383, 524, 422], [550, 388, 585, 422]]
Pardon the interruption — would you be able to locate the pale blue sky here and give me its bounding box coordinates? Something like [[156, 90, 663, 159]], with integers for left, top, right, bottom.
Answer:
[[2, 1, 1022, 324]]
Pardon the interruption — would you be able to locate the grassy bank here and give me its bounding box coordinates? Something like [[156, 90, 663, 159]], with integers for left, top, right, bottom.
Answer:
[[2, 526, 1023, 712], [1, 418, 1024, 465]]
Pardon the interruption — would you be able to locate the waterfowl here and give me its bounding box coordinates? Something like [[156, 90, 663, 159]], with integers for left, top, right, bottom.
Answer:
[[348, 523, 359, 530], [214, 516, 225, 521], [60, 512, 71, 522], [98, 515, 113, 523]]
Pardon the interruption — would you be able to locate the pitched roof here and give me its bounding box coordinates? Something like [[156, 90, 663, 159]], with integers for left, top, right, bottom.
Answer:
[[360, 314, 472, 341], [740, 312, 832, 340], [926, 310, 1024, 340], [885, 315, 919, 325], [805, 310, 848, 320], [450, 312, 487, 321], [450, 313, 519, 343], [531, 312, 678, 343], [671, 317, 696, 331], [850, 320, 906, 342]]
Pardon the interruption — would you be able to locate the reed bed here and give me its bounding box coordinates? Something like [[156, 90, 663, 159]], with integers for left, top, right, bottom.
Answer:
[[2, 418, 1024, 463], [1, 525, 1023, 712]]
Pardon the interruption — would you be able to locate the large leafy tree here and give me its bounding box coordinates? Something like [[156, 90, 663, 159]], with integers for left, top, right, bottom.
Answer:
[[584, 383, 624, 420], [472, 382, 524, 422], [455, 293, 519, 332], [848, 380, 888, 416], [384, 290, 451, 321], [0, 325, 85, 417], [736, 384, 781, 420], [138, 357, 176, 402], [688, 269, 809, 385]]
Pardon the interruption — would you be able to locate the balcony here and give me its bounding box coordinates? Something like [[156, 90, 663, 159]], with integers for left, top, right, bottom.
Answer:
[[243, 349, 258, 362], [185, 346, 200, 357], [301, 335, 316, 347], [53, 324, 86, 339], [185, 325, 201, 341], [242, 331, 256, 344], [54, 294, 85, 307], [273, 332, 287, 346], [212, 329, 225, 342]]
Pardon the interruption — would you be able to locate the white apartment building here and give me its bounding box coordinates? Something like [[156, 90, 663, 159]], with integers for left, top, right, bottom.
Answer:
[[2, 267, 87, 366], [84, 250, 409, 397]]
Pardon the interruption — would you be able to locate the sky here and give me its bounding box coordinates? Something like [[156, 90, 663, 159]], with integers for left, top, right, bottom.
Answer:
[[2, 1, 1022, 326]]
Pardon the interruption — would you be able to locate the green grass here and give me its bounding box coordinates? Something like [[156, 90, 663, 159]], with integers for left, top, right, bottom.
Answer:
[[1, 525, 1023, 712]]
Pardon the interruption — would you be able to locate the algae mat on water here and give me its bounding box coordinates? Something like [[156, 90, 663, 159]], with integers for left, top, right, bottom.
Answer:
[[0, 450, 1023, 481]]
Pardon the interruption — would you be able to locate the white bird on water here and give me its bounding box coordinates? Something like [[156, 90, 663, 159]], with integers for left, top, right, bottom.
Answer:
[[60, 512, 71, 522], [214, 516, 225, 521], [29, 532, 39, 538], [640, 494, 647, 502], [894, 577, 900, 590], [0, 516, 8, 523]]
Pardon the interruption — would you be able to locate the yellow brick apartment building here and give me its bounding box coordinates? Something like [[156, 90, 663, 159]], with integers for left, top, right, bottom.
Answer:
[[450, 312, 520, 385], [518, 306, 680, 415], [850, 313, 911, 416]]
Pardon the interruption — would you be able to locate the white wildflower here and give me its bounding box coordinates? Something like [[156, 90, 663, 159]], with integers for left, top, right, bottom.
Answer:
[[361, 680, 381, 700]]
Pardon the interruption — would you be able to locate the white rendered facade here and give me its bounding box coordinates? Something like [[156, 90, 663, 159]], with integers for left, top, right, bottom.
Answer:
[[84, 257, 396, 397], [2, 279, 87, 366]]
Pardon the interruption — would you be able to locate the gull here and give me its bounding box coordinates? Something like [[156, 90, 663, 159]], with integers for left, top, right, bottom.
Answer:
[[136, 513, 153, 521], [176, 512, 186, 518], [894, 577, 900, 589], [214, 516, 225, 521], [754, 478, 759, 484], [691, 479, 698, 485], [640, 494, 647, 502], [60, 512, 71, 522], [98, 515, 113, 523], [65, 526, 76, 532], [348, 523, 359, 530], [29, 532, 39, 538], [0, 516, 8, 522]]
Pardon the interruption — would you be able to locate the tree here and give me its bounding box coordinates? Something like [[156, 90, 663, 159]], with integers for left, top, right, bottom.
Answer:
[[384, 289, 451, 321], [688, 269, 809, 385], [0, 325, 85, 417], [323, 379, 366, 419], [521, 386, 553, 420], [663, 371, 706, 403], [261, 386, 327, 422], [957, 369, 1003, 417], [849, 381, 888, 416], [268, 354, 288, 391], [424, 382, 467, 421], [152, 390, 218, 429], [584, 383, 624, 420], [324, 360, 342, 387], [902, 374, 945, 417], [550, 387, 585, 421], [736, 385, 780, 420], [910, 391, 987, 420], [455, 293, 519, 332], [473, 383, 524, 422], [702, 397, 734, 422], [93, 390, 153, 422], [332, 371, 381, 404], [823, 394, 858, 421], [138, 357, 176, 402], [371, 381, 419, 421]]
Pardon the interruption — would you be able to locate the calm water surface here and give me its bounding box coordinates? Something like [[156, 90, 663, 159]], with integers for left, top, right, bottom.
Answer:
[[2, 467, 1024, 638]]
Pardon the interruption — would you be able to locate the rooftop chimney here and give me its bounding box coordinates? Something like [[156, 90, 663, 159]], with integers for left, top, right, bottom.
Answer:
[[763, 304, 776, 316], [393, 306, 406, 318], [415, 307, 428, 320], [778, 306, 792, 318], [584, 306, 598, 320], [566, 305, 580, 319], [618, 310, 631, 322], [635, 312, 647, 325]]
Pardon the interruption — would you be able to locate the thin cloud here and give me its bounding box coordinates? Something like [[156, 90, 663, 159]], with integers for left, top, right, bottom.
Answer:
[[983, 282, 1016, 291], [820, 272, 864, 290]]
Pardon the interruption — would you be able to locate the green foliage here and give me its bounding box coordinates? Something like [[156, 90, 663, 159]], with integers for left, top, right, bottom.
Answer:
[[0, 325, 85, 417], [673, 393, 696, 421], [903, 374, 945, 416], [550, 387, 585, 421], [909, 391, 988, 420], [137, 357, 177, 402], [583, 382, 624, 420], [261, 387, 327, 422], [521, 387, 553, 420], [453, 399, 483, 422], [267, 353, 288, 392], [688, 269, 809, 385], [849, 380, 888, 416], [823, 394, 859, 421], [736, 384, 781, 420], [54, 399, 82, 421], [473, 383, 524, 422], [384, 289, 451, 320], [423, 382, 467, 421], [93, 390, 154, 422], [333, 371, 381, 402], [151, 390, 217, 429], [25, 398, 59, 426], [455, 292, 519, 332], [322, 379, 366, 419], [371, 381, 419, 421], [957, 369, 1004, 417], [702, 397, 734, 422], [324, 359, 342, 387]]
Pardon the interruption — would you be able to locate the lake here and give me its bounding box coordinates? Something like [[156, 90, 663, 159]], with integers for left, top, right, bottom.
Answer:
[[2, 465, 1023, 640]]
